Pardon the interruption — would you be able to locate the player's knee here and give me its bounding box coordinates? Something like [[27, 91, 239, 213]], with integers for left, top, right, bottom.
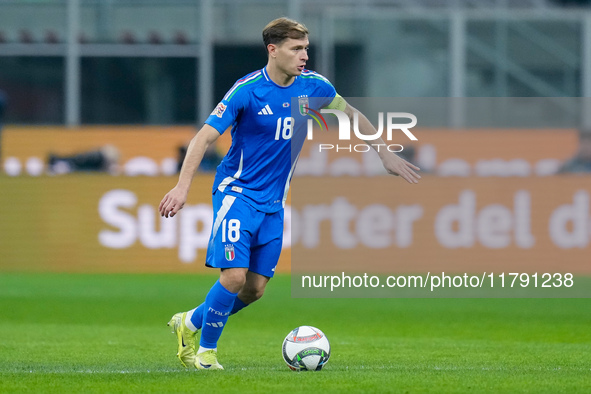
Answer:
[[241, 285, 265, 304], [220, 269, 247, 293], [252, 286, 265, 301]]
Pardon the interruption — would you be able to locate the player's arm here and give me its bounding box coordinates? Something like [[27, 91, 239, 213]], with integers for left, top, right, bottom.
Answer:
[[159, 124, 221, 218], [338, 99, 421, 184]]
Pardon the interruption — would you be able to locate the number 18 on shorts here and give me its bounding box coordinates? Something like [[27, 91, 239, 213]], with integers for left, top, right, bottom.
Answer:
[[205, 190, 284, 278]]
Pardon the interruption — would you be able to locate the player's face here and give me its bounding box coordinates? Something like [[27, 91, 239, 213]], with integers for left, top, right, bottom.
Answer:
[[275, 37, 309, 77]]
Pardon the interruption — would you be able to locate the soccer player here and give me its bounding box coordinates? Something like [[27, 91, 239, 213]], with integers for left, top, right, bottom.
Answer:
[[159, 17, 420, 370]]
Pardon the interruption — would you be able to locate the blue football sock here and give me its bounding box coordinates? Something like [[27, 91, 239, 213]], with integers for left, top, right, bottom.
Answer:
[[200, 280, 237, 349], [230, 297, 248, 315], [189, 303, 206, 331], [189, 295, 248, 332]]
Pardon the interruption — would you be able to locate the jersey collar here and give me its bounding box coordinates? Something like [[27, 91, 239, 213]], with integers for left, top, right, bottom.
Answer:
[[262, 66, 298, 88]]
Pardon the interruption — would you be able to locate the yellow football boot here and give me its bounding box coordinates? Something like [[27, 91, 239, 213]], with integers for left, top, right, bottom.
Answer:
[[167, 312, 197, 368], [195, 349, 224, 370]]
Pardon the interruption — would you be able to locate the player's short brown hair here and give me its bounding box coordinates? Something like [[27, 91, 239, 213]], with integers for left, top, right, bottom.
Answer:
[[262, 17, 308, 53]]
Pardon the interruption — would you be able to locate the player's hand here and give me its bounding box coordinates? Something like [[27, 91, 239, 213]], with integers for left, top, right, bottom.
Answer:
[[381, 153, 421, 184], [159, 186, 188, 218]]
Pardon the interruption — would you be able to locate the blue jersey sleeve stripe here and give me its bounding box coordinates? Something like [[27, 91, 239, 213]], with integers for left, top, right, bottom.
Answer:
[[222, 71, 261, 100], [300, 71, 332, 85], [300, 74, 332, 83], [229, 70, 260, 87], [223, 72, 263, 101]]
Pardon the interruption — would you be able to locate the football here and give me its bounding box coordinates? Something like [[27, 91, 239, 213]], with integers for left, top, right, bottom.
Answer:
[[282, 326, 330, 371]]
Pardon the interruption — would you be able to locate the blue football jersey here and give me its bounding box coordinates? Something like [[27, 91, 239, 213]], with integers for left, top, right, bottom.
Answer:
[[205, 67, 337, 213]]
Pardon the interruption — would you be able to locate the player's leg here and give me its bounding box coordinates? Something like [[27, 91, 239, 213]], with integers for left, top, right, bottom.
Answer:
[[186, 270, 270, 339], [234, 208, 284, 310], [184, 202, 282, 331], [181, 219, 263, 336], [194, 213, 279, 369], [195, 192, 259, 370], [234, 270, 271, 311], [183, 285, 251, 334], [168, 191, 251, 369], [195, 267, 247, 370], [177, 269, 248, 370]]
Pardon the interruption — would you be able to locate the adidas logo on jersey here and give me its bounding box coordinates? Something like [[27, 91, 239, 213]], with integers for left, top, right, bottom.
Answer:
[[257, 104, 273, 115]]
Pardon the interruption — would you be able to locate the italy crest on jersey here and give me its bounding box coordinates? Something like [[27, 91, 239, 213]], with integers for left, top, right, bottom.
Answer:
[[298, 97, 309, 116], [224, 244, 235, 261]]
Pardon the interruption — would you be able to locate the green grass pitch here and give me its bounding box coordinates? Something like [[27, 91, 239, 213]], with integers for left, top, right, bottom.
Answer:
[[0, 273, 590, 393]]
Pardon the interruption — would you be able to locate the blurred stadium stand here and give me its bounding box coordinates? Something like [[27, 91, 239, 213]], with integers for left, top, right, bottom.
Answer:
[[0, 0, 590, 126]]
